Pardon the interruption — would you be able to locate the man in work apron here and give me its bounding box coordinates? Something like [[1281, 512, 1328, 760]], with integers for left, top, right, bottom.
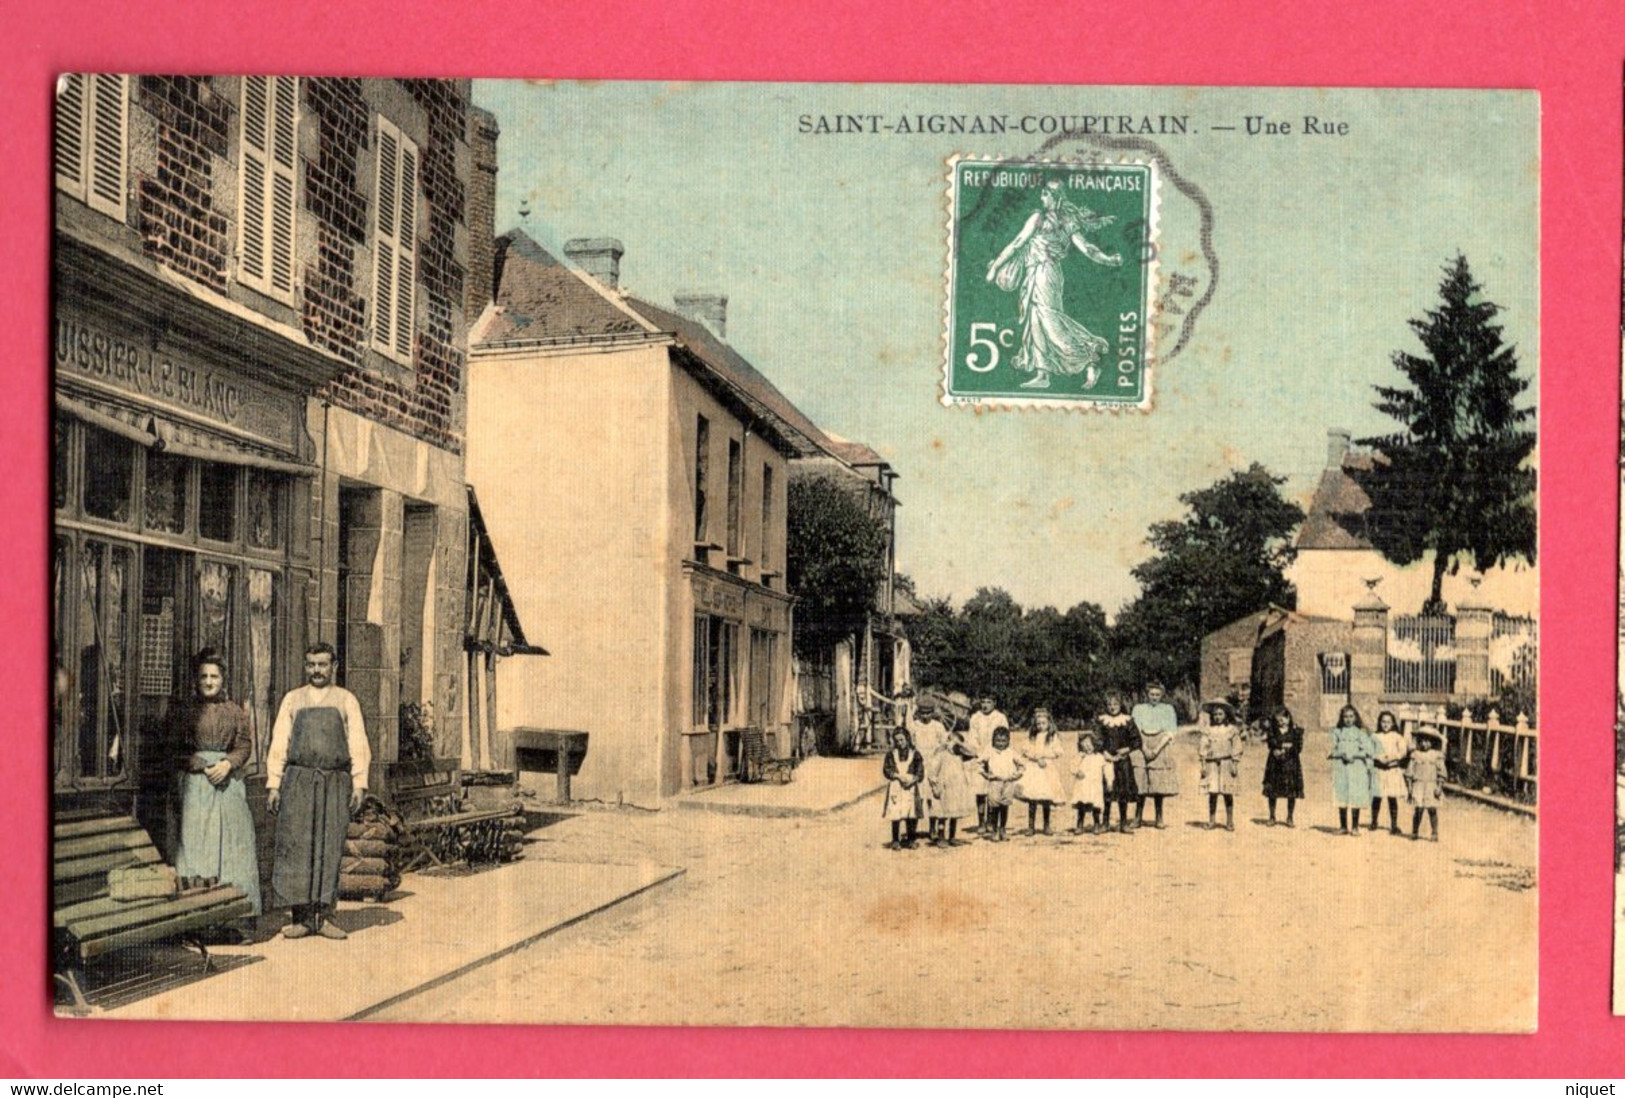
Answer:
[[273, 706, 354, 937], [266, 643, 370, 940]]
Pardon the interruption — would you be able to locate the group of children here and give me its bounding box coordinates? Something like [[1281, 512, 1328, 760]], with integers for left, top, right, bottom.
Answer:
[[1326, 704, 1447, 841], [879, 687, 1449, 848], [880, 685, 1186, 847]]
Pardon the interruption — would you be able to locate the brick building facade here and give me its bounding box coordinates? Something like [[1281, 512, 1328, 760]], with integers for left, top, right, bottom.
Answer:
[[53, 75, 483, 873]]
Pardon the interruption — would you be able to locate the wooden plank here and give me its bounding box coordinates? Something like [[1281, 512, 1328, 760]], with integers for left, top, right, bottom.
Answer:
[[72, 886, 248, 940], [404, 807, 517, 830], [54, 894, 165, 929], [54, 845, 161, 882], [54, 815, 139, 840], [54, 877, 110, 907], [55, 828, 153, 860], [79, 898, 254, 960]]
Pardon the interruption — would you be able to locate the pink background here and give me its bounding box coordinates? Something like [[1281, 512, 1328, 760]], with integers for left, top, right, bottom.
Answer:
[[2, 0, 1619, 1077]]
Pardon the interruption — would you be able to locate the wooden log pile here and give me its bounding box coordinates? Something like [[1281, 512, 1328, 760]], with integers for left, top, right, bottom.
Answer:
[[338, 797, 403, 901], [417, 809, 525, 867]]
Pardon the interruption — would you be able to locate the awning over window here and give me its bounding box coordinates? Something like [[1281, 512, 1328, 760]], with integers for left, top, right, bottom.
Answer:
[[55, 391, 314, 477], [466, 485, 546, 657]]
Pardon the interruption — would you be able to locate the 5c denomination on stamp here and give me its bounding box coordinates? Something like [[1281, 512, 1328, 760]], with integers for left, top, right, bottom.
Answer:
[[943, 156, 1160, 410]]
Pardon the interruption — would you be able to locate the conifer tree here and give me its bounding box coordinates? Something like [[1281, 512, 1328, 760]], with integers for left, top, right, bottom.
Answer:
[[1352, 255, 1536, 612]]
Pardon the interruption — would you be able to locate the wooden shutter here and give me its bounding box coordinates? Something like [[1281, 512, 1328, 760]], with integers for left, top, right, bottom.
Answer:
[[54, 74, 86, 197], [238, 76, 298, 301], [56, 74, 127, 220], [86, 75, 128, 220], [372, 116, 417, 363]]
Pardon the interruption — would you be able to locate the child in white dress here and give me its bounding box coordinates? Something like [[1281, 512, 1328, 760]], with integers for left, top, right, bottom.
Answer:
[[1069, 732, 1111, 834], [1017, 707, 1064, 836], [979, 727, 1025, 843], [1406, 726, 1446, 842]]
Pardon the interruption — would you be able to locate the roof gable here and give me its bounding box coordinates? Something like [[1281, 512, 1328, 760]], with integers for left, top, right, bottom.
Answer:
[[623, 294, 835, 459], [1296, 454, 1383, 551], [482, 230, 650, 344]]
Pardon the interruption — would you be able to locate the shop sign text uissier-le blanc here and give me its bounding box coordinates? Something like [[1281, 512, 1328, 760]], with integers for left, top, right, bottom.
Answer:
[[55, 315, 299, 451]]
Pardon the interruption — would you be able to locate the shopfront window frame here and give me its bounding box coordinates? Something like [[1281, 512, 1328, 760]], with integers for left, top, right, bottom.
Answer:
[[53, 413, 304, 793]]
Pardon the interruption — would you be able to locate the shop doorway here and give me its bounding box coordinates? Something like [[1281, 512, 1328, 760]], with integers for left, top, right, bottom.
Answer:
[[690, 614, 739, 785], [134, 547, 191, 850]]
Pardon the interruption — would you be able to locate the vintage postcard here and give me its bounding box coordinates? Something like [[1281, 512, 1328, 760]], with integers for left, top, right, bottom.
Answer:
[[51, 78, 1537, 1031]]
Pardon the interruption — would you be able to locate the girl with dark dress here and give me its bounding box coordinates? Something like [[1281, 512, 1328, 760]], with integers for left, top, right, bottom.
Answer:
[[881, 727, 926, 850], [1261, 707, 1306, 827], [1096, 690, 1141, 833], [174, 650, 262, 934]]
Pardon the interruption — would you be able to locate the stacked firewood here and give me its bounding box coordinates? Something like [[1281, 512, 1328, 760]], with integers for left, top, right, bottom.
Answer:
[[421, 809, 526, 866], [466, 813, 526, 864], [338, 796, 403, 901]]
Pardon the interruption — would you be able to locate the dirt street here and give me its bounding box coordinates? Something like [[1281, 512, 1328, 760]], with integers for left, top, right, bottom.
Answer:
[[377, 734, 1536, 1032]]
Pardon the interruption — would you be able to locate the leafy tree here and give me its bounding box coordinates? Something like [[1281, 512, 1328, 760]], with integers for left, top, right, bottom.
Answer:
[[786, 475, 890, 656], [1350, 255, 1536, 612], [902, 586, 1111, 725], [899, 590, 966, 692], [1110, 463, 1305, 693]]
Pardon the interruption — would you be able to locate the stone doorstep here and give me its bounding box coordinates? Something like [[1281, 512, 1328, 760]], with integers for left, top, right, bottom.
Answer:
[[95, 856, 684, 1023]]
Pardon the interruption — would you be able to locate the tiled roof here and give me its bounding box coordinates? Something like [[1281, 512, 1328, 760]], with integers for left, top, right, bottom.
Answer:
[[482, 231, 649, 344], [821, 434, 890, 468], [1296, 453, 1383, 551], [480, 230, 847, 461], [621, 294, 835, 458]]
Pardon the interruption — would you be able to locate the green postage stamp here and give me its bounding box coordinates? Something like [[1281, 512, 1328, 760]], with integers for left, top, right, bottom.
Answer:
[[944, 156, 1160, 410]]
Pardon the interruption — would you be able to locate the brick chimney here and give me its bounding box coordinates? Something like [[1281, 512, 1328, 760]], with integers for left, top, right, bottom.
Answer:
[[464, 107, 500, 318], [1326, 428, 1351, 469], [563, 238, 624, 290], [673, 291, 728, 340]]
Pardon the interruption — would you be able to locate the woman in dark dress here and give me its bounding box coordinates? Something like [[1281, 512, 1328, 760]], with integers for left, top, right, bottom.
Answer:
[[1261, 707, 1305, 827], [1095, 690, 1141, 833], [174, 650, 262, 932]]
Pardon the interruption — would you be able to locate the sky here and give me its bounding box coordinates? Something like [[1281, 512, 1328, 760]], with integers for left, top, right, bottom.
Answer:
[[472, 81, 1539, 614]]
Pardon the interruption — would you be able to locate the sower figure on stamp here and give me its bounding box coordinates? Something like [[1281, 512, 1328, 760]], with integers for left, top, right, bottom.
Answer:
[[985, 179, 1123, 391], [267, 642, 371, 940]]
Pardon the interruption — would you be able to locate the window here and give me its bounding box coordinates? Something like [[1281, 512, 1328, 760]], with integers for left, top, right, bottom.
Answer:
[[245, 468, 284, 550], [750, 628, 777, 730], [55, 74, 128, 220], [246, 569, 279, 765], [199, 462, 238, 542], [143, 450, 190, 534], [759, 463, 774, 577], [76, 540, 132, 781], [692, 615, 739, 731], [53, 417, 70, 512], [238, 76, 299, 302], [717, 621, 738, 727], [693, 415, 710, 545], [725, 439, 743, 560], [692, 615, 710, 729], [82, 427, 133, 524], [371, 115, 418, 364], [197, 559, 237, 671], [1227, 647, 1253, 686]]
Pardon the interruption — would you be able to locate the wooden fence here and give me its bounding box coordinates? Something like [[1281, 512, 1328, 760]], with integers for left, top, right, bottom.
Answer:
[[1387, 702, 1537, 810]]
